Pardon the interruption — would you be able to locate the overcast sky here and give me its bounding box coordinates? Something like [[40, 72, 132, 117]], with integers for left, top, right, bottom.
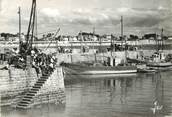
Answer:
[[0, 0, 172, 36]]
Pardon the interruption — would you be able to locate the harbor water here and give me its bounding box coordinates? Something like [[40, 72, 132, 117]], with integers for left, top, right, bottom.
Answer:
[[1, 71, 172, 117]]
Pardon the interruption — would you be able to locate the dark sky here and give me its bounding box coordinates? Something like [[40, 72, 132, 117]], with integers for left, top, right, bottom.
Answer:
[[0, 0, 172, 36]]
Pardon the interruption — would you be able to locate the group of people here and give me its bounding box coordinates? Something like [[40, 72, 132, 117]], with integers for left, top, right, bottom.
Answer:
[[0, 47, 57, 77], [31, 48, 57, 76]]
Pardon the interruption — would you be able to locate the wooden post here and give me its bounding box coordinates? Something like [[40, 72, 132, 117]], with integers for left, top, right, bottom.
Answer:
[[70, 54, 73, 63], [110, 57, 113, 66], [94, 53, 97, 62]]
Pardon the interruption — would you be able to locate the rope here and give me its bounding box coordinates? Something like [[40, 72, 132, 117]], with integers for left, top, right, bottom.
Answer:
[[43, 28, 60, 51]]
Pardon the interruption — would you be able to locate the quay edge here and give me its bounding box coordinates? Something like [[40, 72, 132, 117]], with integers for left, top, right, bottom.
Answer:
[[0, 66, 65, 108]]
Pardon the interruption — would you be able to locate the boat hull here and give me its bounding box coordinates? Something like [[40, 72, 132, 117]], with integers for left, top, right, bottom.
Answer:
[[81, 69, 137, 75], [146, 62, 172, 71], [79, 73, 137, 79], [63, 63, 137, 75], [147, 62, 172, 67]]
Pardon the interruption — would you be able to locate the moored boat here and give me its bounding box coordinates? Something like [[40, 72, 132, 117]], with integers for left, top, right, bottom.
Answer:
[[128, 51, 172, 71], [62, 16, 137, 76], [62, 61, 137, 76], [81, 66, 137, 75], [137, 68, 157, 73], [146, 51, 172, 70]]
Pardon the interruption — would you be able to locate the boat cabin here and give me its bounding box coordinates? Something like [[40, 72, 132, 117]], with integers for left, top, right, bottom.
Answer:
[[151, 52, 166, 62], [107, 57, 123, 66]]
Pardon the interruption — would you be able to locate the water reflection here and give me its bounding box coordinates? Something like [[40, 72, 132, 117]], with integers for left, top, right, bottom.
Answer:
[[2, 72, 172, 117]]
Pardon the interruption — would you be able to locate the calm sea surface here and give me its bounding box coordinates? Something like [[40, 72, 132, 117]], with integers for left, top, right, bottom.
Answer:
[[1, 71, 172, 117]]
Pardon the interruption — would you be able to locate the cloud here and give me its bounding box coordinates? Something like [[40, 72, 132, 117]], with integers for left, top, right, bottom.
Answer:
[[117, 7, 131, 13], [37, 7, 119, 27], [0, 0, 2, 12], [126, 16, 163, 27], [40, 8, 60, 18], [72, 8, 92, 15], [32, 6, 170, 35], [0, 0, 172, 35], [71, 8, 120, 25]]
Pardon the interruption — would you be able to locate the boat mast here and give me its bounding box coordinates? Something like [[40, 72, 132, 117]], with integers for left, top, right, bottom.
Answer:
[[121, 16, 123, 43], [161, 28, 164, 51], [18, 7, 21, 50], [80, 30, 82, 53], [121, 16, 127, 65], [110, 34, 113, 57], [93, 27, 95, 53], [26, 0, 37, 53]]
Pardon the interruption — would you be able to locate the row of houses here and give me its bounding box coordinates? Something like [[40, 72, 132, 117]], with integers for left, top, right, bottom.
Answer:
[[0, 32, 171, 42]]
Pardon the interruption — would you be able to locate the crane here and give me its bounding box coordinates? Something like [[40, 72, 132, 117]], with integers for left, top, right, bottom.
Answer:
[[19, 0, 37, 55]]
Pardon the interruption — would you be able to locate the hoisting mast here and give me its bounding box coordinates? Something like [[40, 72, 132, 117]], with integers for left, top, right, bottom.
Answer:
[[19, 0, 37, 55]]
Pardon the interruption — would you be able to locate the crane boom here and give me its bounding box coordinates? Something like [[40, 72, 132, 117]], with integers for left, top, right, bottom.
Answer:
[[26, 0, 37, 53]]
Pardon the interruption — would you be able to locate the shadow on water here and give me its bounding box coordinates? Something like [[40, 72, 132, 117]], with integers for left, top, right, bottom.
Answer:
[[2, 72, 172, 117]]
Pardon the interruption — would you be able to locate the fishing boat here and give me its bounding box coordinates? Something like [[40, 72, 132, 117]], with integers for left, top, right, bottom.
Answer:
[[146, 29, 172, 70], [128, 52, 172, 71], [136, 64, 157, 73], [63, 61, 137, 75], [128, 29, 172, 71], [146, 51, 172, 70], [62, 16, 137, 76]]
